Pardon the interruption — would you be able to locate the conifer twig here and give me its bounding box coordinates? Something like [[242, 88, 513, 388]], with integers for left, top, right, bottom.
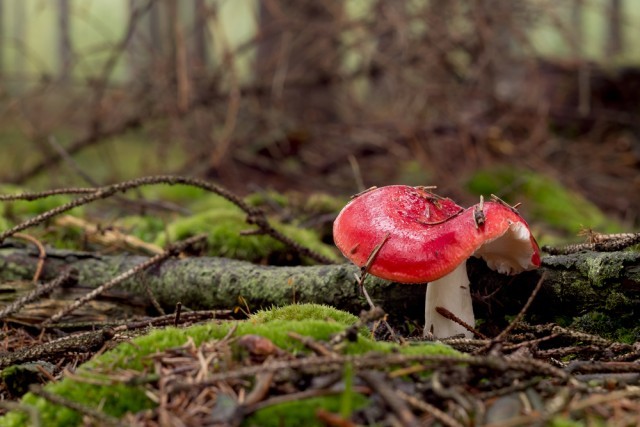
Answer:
[[543, 232, 640, 255]]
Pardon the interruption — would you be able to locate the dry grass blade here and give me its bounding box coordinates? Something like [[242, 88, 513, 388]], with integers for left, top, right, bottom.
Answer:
[[12, 233, 47, 283], [54, 215, 163, 255]]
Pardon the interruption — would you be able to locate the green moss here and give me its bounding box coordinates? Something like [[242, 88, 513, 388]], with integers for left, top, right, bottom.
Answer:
[[138, 184, 210, 204], [243, 394, 369, 427], [115, 215, 167, 243], [604, 291, 630, 311], [88, 312, 453, 370], [154, 208, 338, 263], [571, 312, 639, 344], [0, 412, 26, 427], [138, 184, 259, 214], [467, 168, 621, 237], [244, 191, 289, 210], [570, 312, 617, 338], [301, 193, 345, 216], [0, 380, 153, 427], [549, 417, 586, 427], [0, 305, 457, 426], [250, 304, 358, 325], [579, 253, 625, 288], [246, 190, 345, 221], [0, 185, 84, 219]]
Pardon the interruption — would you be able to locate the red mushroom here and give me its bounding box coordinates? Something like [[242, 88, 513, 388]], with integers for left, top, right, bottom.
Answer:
[[333, 185, 541, 338]]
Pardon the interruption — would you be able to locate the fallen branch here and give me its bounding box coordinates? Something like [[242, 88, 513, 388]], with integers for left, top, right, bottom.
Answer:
[[0, 244, 638, 328], [41, 234, 207, 326]]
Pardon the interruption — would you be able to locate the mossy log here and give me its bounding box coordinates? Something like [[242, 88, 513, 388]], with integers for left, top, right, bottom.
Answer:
[[0, 243, 639, 335]]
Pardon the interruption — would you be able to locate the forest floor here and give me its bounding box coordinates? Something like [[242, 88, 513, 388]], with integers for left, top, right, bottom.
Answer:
[[0, 173, 638, 426]]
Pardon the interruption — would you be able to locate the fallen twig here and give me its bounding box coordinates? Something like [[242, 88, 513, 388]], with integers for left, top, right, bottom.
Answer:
[[542, 232, 640, 255]]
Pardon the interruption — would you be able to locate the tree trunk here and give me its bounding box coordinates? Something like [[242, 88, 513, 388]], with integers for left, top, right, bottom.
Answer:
[[606, 0, 623, 58], [192, 0, 208, 71], [1, 244, 639, 334], [13, 0, 26, 81], [0, 0, 4, 76], [57, 0, 72, 83]]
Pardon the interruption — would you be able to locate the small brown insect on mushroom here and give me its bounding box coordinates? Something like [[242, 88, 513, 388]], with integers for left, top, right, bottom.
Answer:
[[474, 195, 486, 228]]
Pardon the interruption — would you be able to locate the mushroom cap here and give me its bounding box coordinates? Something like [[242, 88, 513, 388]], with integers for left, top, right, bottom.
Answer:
[[333, 185, 540, 283]]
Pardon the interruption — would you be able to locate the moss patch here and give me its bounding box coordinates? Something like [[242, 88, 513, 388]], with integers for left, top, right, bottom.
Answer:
[[571, 312, 640, 344], [578, 253, 626, 289], [250, 303, 359, 325], [467, 167, 622, 239], [153, 207, 338, 264], [0, 305, 457, 427]]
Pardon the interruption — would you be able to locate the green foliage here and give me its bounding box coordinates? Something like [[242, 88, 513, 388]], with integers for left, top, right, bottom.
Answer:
[[0, 305, 457, 427], [244, 394, 369, 427], [467, 167, 621, 236]]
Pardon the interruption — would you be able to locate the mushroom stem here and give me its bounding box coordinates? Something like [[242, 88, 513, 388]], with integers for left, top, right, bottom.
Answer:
[[424, 262, 474, 338]]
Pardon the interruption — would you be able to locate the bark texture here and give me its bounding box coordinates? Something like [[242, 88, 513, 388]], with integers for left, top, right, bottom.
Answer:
[[1, 243, 639, 330]]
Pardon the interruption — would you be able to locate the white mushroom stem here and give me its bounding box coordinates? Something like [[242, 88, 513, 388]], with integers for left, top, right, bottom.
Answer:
[[424, 262, 474, 339]]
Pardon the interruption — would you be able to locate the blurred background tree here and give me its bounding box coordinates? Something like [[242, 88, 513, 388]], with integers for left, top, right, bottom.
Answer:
[[0, 0, 638, 239]]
